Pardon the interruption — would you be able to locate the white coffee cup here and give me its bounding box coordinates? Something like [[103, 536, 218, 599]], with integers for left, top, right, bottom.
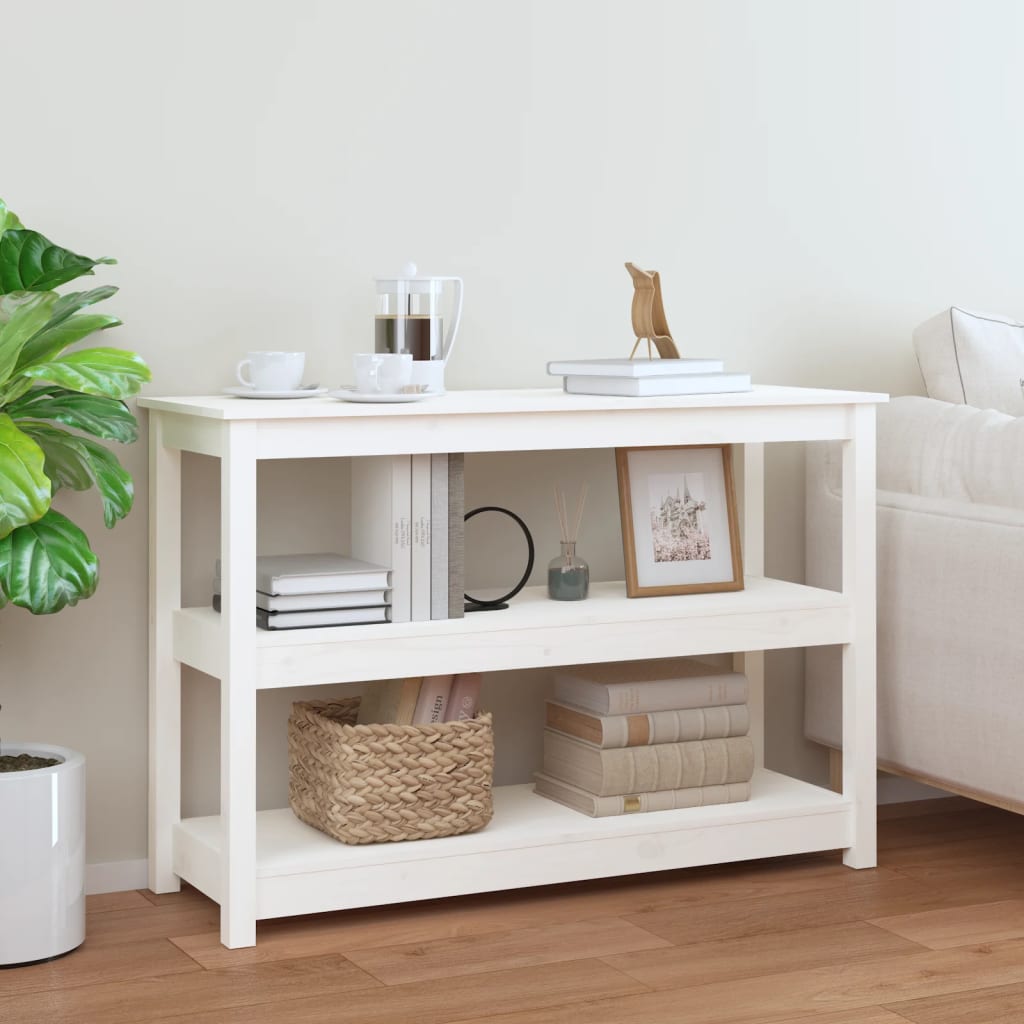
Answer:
[[236, 351, 305, 391], [353, 353, 413, 394]]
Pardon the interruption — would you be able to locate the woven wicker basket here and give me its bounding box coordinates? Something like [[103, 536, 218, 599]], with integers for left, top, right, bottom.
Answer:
[[288, 698, 494, 845]]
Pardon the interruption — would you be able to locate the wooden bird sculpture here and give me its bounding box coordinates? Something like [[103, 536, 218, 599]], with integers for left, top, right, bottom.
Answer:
[[625, 262, 680, 359]]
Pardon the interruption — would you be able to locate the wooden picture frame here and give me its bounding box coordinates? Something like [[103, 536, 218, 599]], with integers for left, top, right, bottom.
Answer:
[[615, 445, 743, 598]]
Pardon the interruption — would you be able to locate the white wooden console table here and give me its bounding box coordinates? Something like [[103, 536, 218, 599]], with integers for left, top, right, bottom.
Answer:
[[141, 385, 886, 949]]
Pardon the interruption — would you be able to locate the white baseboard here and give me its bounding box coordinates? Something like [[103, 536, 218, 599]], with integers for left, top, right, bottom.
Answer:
[[86, 859, 149, 895]]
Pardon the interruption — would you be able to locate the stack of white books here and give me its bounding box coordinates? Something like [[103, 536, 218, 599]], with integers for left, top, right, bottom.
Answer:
[[213, 553, 391, 629], [547, 358, 752, 397]]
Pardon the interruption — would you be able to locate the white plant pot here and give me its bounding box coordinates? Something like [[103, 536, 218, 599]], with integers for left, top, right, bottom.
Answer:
[[0, 744, 85, 967]]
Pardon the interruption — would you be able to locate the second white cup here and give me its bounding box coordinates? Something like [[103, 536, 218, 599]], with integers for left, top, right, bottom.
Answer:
[[353, 353, 413, 394], [237, 351, 305, 391]]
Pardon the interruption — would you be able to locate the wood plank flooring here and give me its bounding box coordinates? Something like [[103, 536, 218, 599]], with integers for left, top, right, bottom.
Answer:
[[1, 798, 1022, 1024]]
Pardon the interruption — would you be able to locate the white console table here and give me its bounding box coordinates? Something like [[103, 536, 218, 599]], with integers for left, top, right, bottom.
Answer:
[[141, 385, 885, 949]]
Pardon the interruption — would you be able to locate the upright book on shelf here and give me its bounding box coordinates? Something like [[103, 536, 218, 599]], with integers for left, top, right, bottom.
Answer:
[[358, 677, 423, 725], [351, 455, 412, 623], [430, 453, 449, 620], [443, 672, 482, 721], [553, 658, 749, 715], [447, 453, 465, 619], [533, 773, 752, 817], [412, 674, 454, 724], [411, 453, 432, 621]]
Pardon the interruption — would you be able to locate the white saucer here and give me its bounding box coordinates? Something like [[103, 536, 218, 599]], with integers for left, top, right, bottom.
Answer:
[[328, 388, 436, 404], [223, 386, 328, 400]]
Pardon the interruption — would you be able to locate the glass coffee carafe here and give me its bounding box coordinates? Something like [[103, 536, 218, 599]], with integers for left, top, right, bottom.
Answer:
[[374, 262, 463, 395]]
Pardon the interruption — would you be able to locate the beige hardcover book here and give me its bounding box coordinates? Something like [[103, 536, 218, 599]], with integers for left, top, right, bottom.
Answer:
[[533, 773, 752, 817], [358, 677, 422, 726], [412, 674, 454, 724], [553, 658, 748, 715], [545, 700, 750, 749], [542, 729, 755, 797]]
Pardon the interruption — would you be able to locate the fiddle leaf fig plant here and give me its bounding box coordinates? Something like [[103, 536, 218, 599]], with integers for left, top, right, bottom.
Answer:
[[0, 199, 150, 613]]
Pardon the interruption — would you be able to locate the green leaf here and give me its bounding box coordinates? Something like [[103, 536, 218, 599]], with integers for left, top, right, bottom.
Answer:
[[0, 375, 36, 406], [21, 424, 133, 527], [0, 292, 58, 387], [0, 290, 41, 325], [13, 284, 120, 373], [0, 199, 23, 235], [16, 312, 122, 370], [19, 346, 151, 398], [0, 413, 51, 539], [0, 229, 116, 294], [9, 388, 139, 442], [0, 509, 98, 612]]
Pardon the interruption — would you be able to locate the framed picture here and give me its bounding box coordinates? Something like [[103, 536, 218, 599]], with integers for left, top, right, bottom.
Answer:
[[615, 445, 743, 598]]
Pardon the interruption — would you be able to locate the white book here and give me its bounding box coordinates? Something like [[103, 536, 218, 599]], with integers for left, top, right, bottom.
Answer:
[[447, 453, 465, 620], [430, 453, 449, 620], [547, 357, 725, 378], [213, 587, 390, 611], [411, 454, 432, 621], [214, 554, 390, 595], [563, 372, 752, 398], [255, 589, 389, 612], [351, 455, 412, 623], [554, 658, 748, 715], [256, 606, 389, 629]]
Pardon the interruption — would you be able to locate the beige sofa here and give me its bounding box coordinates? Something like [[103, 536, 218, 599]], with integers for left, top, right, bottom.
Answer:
[[804, 307, 1024, 811]]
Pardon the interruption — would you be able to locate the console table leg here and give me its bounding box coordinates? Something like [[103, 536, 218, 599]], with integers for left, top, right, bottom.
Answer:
[[220, 422, 258, 947], [737, 442, 765, 769], [148, 413, 182, 894], [841, 406, 877, 869]]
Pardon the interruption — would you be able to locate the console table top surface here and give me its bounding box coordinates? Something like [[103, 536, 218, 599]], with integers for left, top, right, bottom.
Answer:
[[139, 385, 889, 420]]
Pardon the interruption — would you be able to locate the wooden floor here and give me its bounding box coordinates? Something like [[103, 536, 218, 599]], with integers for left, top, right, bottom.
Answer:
[[3, 799, 1024, 1023]]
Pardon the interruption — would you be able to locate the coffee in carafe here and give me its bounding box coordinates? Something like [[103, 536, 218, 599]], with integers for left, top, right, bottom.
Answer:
[[373, 262, 463, 394], [374, 314, 441, 361]]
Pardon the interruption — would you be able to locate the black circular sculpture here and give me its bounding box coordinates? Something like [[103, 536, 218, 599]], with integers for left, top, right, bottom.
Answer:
[[463, 506, 535, 612]]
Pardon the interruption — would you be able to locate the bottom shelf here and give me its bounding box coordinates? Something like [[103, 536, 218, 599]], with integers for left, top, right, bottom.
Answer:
[[174, 769, 854, 920]]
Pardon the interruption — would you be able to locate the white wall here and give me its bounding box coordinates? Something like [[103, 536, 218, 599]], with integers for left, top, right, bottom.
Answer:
[[3, 0, 1024, 869]]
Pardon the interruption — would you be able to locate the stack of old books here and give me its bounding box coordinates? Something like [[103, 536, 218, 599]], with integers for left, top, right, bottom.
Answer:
[[534, 657, 754, 817], [213, 552, 391, 630]]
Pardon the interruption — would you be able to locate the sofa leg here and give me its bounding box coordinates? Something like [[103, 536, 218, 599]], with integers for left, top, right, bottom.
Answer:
[[829, 749, 843, 794]]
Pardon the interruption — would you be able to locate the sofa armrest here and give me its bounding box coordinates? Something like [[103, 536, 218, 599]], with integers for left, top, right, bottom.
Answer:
[[805, 398, 1024, 593], [876, 396, 1024, 510]]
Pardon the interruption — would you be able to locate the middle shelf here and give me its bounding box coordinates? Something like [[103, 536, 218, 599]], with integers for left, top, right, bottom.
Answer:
[[174, 576, 849, 688]]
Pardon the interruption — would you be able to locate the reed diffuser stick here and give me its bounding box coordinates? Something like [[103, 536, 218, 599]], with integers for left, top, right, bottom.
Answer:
[[571, 483, 588, 544], [554, 484, 587, 543], [553, 485, 567, 541]]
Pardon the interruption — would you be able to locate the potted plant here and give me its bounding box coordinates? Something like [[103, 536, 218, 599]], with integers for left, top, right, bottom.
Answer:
[[0, 197, 150, 966]]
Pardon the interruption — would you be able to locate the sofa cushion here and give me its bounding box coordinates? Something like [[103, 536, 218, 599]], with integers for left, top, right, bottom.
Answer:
[[913, 307, 1024, 416]]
